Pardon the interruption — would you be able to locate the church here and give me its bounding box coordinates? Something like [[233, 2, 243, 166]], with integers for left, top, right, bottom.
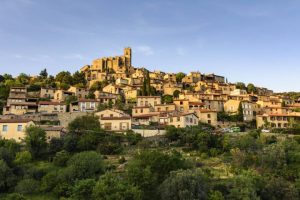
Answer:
[[80, 47, 133, 84]]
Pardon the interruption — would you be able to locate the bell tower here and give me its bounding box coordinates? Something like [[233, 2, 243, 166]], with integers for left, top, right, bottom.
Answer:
[[124, 47, 132, 67]]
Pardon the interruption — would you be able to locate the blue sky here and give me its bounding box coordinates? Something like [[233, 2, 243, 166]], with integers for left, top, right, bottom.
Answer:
[[0, 0, 300, 92]]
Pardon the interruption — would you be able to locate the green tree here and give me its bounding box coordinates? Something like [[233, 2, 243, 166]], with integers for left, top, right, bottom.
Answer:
[[159, 169, 210, 200], [261, 176, 299, 200], [25, 126, 47, 159], [236, 82, 246, 90], [68, 115, 101, 135], [162, 95, 173, 104], [15, 179, 40, 194], [173, 90, 180, 98], [127, 150, 188, 199], [4, 193, 27, 200], [72, 71, 87, 86], [0, 159, 16, 192], [53, 150, 70, 167], [176, 72, 186, 83], [39, 68, 48, 79], [66, 151, 104, 180], [71, 179, 96, 200], [247, 83, 257, 94], [227, 171, 260, 200], [55, 71, 73, 85], [14, 151, 32, 165], [16, 73, 30, 85], [93, 173, 141, 200]]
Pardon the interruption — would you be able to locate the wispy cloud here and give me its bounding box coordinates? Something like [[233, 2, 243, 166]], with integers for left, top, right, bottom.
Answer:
[[135, 45, 154, 56]]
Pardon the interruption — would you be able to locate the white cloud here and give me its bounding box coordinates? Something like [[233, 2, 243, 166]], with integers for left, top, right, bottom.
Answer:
[[135, 45, 154, 56]]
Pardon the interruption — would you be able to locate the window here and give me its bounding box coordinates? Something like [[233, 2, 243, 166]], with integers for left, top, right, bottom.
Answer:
[[2, 125, 8, 132], [177, 117, 180, 122], [110, 114, 113, 117], [90, 102, 95, 109], [17, 125, 22, 132], [207, 114, 211, 118]]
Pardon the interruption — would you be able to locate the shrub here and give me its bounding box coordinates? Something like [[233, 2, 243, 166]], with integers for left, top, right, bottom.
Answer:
[[15, 179, 40, 194]]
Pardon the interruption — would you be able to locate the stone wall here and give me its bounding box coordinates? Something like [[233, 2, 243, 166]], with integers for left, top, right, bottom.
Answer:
[[132, 129, 166, 137], [57, 112, 88, 129]]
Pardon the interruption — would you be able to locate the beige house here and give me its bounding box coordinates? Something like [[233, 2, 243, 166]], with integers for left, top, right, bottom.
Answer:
[[95, 109, 131, 132], [54, 90, 74, 101], [40, 88, 56, 99], [150, 83, 163, 93], [173, 99, 189, 112], [230, 89, 248, 96], [163, 83, 182, 96], [38, 101, 67, 113], [0, 119, 35, 142], [257, 99, 281, 108], [3, 102, 37, 115], [182, 72, 201, 85], [163, 73, 176, 82], [68, 86, 89, 99], [39, 125, 65, 141], [70, 99, 99, 112], [256, 113, 300, 129], [224, 100, 258, 121], [6, 87, 27, 106], [131, 68, 145, 79], [132, 106, 152, 116], [102, 84, 121, 94], [160, 112, 198, 128], [124, 89, 138, 100], [194, 109, 218, 126], [154, 104, 176, 112], [137, 96, 161, 107]]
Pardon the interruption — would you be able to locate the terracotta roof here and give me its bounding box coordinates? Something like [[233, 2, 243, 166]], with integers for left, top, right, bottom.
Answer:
[[101, 116, 131, 120], [132, 113, 158, 118], [39, 101, 64, 105], [198, 109, 217, 113], [10, 102, 37, 106], [78, 99, 100, 102], [137, 96, 161, 98], [189, 102, 205, 106], [155, 103, 175, 106]]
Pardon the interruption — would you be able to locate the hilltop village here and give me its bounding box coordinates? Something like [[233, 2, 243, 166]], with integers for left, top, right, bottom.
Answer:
[[0, 47, 300, 141]]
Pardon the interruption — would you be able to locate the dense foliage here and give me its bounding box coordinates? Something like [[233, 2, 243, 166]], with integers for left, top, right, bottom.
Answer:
[[0, 118, 299, 199]]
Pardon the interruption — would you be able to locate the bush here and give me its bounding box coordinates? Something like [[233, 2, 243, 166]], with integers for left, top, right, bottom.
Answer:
[[4, 193, 27, 200], [71, 179, 96, 200], [14, 151, 31, 165], [66, 151, 104, 180], [93, 173, 141, 200], [53, 150, 70, 167], [15, 179, 40, 194]]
